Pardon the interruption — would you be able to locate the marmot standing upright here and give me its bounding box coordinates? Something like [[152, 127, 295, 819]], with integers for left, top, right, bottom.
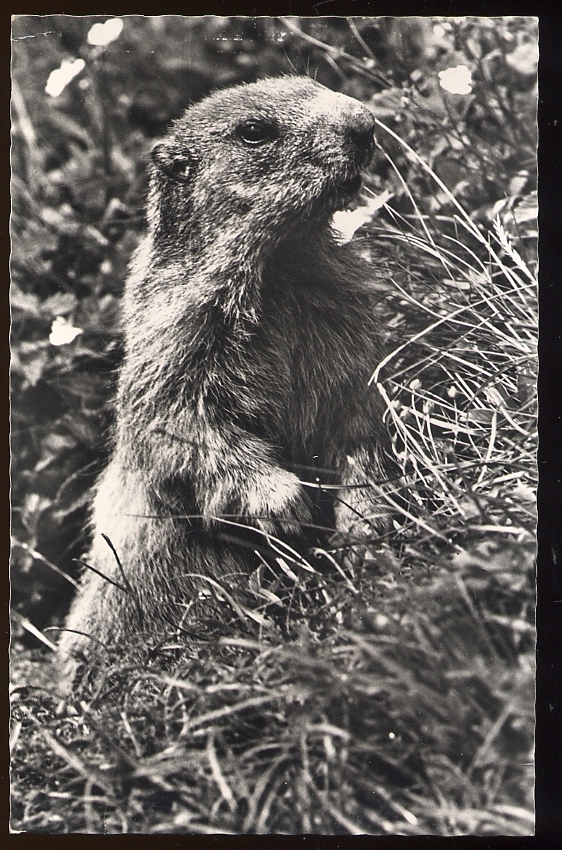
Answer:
[[60, 76, 396, 664]]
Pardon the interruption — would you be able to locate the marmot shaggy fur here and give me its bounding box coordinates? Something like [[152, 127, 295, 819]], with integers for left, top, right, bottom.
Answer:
[[59, 76, 397, 669]]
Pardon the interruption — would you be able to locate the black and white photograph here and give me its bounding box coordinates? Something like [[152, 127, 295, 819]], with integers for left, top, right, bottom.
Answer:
[[10, 15, 537, 835]]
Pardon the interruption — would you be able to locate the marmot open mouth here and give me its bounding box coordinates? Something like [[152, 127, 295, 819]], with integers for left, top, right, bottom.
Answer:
[[333, 173, 363, 210]]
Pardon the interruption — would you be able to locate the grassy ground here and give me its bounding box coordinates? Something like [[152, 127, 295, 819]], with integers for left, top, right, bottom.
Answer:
[[11, 16, 537, 836], [10, 540, 535, 834]]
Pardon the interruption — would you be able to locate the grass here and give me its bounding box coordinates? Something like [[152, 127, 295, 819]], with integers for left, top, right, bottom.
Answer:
[[10, 114, 536, 836], [10, 538, 535, 834]]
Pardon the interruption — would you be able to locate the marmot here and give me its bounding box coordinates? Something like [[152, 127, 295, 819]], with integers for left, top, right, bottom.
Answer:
[[59, 76, 395, 667]]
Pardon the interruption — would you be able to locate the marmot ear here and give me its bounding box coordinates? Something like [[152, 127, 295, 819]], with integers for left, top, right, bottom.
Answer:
[[151, 143, 194, 184]]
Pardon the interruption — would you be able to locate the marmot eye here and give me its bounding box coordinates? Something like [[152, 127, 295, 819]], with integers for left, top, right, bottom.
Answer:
[[237, 120, 277, 145]]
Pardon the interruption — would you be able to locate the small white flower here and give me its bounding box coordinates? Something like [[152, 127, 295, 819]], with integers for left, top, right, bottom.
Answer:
[[438, 65, 473, 95], [87, 18, 124, 46], [49, 316, 83, 346], [45, 59, 85, 98]]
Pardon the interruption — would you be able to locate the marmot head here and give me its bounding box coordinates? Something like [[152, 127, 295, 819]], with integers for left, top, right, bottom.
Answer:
[[149, 76, 376, 249]]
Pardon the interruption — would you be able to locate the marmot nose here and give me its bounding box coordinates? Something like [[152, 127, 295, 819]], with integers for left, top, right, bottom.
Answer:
[[345, 107, 376, 162]]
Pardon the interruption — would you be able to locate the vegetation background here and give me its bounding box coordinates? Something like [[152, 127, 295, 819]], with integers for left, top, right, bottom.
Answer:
[[11, 15, 537, 835]]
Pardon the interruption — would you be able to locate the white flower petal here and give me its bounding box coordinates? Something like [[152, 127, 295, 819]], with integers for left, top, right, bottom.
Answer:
[[45, 58, 85, 98], [87, 18, 124, 46], [49, 317, 83, 346], [438, 65, 473, 95]]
